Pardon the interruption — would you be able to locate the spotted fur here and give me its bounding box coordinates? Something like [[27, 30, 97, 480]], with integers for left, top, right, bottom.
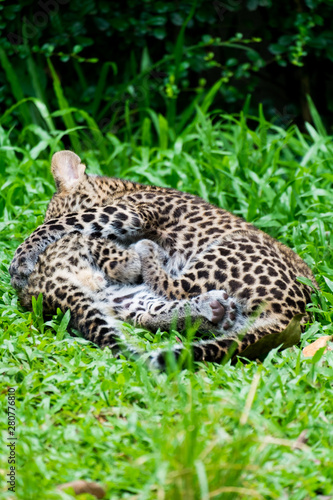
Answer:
[[9, 151, 318, 367]]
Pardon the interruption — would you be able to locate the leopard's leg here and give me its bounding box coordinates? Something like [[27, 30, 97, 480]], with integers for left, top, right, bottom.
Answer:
[[107, 288, 245, 334], [9, 201, 161, 290], [134, 239, 211, 299], [87, 237, 142, 284]]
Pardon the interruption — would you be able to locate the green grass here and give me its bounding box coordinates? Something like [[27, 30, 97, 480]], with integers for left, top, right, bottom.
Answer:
[[1, 101, 333, 499]]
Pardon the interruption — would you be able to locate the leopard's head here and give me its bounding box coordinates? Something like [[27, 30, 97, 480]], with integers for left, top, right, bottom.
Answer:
[[45, 151, 112, 221]]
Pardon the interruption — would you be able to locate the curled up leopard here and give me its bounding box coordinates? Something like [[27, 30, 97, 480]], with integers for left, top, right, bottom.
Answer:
[[9, 151, 318, 368]]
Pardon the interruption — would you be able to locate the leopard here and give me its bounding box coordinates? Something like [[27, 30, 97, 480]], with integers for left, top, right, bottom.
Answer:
[[9, 150, 318, 368]]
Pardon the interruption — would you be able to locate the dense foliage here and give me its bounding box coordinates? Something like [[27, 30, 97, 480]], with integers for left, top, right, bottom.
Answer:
[[1, 0, 333, 136]]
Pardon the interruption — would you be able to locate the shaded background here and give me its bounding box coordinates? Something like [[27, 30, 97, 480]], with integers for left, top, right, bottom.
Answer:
[[1, 0, 333, 140]]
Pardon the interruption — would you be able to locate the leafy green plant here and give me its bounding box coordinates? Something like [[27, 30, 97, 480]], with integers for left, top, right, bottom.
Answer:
[[2, 0, 333, 135]]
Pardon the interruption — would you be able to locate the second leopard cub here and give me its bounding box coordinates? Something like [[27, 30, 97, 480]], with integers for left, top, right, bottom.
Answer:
[[10, 151, 318, 367], [19, 232, 241, 355]]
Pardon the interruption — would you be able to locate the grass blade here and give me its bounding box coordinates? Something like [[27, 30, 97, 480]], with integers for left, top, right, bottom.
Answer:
[[47, 58, 81, 152]]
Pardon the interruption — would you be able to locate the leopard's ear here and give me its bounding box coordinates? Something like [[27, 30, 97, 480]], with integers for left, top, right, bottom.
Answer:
[[51, 151, 86, 192]]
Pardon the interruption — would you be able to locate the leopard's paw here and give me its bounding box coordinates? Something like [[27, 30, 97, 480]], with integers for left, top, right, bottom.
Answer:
[[193, 290, 243, 333], [9, 250, 36, 290]]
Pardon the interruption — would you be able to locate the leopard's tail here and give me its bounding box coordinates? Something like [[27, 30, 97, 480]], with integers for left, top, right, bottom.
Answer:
[[148, 313, 305, 369]]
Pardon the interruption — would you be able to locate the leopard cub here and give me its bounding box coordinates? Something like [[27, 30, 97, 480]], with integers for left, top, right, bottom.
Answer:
[[19, 232, 244, 355]]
